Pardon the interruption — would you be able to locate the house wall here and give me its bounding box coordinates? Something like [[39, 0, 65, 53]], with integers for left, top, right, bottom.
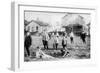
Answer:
[[25, 21, 40, 32]]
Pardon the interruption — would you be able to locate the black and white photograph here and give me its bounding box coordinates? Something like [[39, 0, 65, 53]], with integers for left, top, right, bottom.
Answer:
[[24, 11, 91, 62]]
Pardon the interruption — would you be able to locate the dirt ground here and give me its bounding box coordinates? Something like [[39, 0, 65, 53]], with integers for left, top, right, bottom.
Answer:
[[24, 35, 90, 62]]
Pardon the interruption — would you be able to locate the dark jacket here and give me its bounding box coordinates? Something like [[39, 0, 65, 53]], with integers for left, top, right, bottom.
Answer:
[[25, 35, 32, 47]]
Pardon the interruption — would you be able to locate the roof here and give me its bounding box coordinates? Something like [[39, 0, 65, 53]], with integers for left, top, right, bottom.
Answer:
[[31, 20, 49, 27], [25, 19, 50, 27]]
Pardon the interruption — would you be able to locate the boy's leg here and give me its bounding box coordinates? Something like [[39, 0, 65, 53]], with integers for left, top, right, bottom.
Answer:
[[71, 37, 73, 43], [45, 41, 48, 49], [83, 37, 86, 43], [47, 41, 48, 49], [53, 43, 55, 49], [26, 46, 30, 57], [42, 40, 45, 49], [56, 43, 58, 50], [43, 40, 46, 49]]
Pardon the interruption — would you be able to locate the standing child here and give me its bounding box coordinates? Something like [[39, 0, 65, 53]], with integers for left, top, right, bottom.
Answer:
[[70, 32, 74, 43], [62, 36, 67, 49], [54, 36, 59, 50], [24, 32, 32, 57]]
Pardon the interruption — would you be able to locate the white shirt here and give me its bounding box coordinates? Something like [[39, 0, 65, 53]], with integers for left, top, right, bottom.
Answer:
[[70, 32, 74, 37]]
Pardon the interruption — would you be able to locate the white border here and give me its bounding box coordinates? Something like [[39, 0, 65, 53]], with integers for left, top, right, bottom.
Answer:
[[11, 2, 97, 71]]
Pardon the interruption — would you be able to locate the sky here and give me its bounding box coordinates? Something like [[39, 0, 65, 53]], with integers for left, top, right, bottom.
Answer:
[[25, 11, 91, 30], [25, 11, 65, 27]]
